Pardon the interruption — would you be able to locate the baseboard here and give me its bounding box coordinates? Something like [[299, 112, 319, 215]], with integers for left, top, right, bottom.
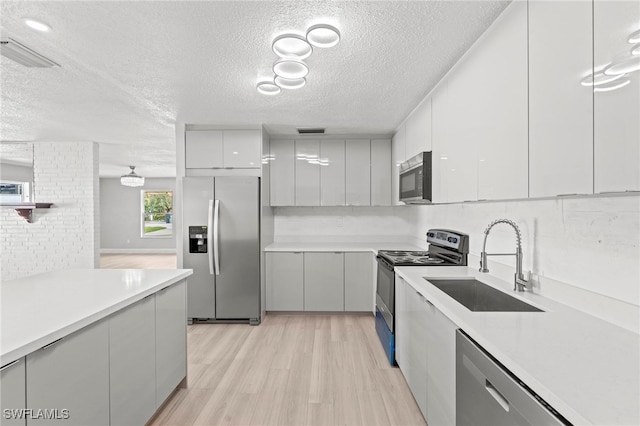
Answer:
[[100, 248, 177, 254]]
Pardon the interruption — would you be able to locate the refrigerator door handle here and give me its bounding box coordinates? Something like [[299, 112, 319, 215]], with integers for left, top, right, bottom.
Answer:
[[207, 200, 214, 275], [213, 199, 220, 275]]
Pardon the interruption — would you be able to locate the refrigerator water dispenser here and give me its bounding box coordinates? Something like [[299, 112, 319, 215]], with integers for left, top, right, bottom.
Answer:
[[189, 226, 208, 253]]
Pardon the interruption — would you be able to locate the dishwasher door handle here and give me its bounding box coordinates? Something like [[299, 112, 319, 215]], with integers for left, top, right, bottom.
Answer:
[[485, 379, 510, 412]]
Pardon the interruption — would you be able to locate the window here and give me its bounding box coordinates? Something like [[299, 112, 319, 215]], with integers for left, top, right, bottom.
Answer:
[[0, 181, 31, 203], [141, 190, 173, 238]]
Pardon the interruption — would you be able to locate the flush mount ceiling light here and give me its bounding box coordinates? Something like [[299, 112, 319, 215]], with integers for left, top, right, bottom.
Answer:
[[580, 71, 625, 87], [593, 78, 631, 92], [275, 76, 306, 90], [23, 18, 51, 32], [120, 166, 145, 187], [628, 29, 640, 44], [273, 59, 309, 79], [603, 56, 640, 75], [306, 24, 341, 48], [256, 80, 281, 95], [272, 34, 312, 59]]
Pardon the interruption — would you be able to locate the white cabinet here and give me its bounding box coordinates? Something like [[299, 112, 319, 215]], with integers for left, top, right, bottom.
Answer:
[[395, 275, 409, 372], [344, 252, 374, 312], [320, 140, 346, 206], [185, 130, 224, 169], [26, 320, 110, 426], [371, 139, 392, 206], [223, 130, 262, 168], [295, 139, 321, 206], [270, 139, 295, 206], [186, 130, 261, 169], [528, 0, 594, 197], [304, 252, 344, 311], [1, 358, 25, 426], [266, 252, 304, 311], [425, 299, 457, 426], [431, 84, 450, 203], [109, 295, 156, 426], [593, 0, 640, 193], [405, 98, 432, 159], [404, 281, 429, 419], [155, 281, 187, 407], [391, 125, 407, 205], [346, 139, 371, 205]]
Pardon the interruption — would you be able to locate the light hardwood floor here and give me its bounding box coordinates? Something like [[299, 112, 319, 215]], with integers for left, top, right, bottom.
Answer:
[[151, 315, 426, 426], [99, 253, 177, 269]]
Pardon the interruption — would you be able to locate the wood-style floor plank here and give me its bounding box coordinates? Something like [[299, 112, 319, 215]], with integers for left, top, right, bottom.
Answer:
[[150, 314, 427, 426]]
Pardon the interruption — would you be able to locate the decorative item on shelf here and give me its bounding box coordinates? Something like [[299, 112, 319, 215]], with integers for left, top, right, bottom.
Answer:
[[0, 202, 54, 223], [257, 22, 340, 94], [120, 166, 145, 187]]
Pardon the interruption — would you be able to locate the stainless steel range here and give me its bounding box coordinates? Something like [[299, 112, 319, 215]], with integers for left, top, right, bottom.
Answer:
[[375, 229, 469, 365]]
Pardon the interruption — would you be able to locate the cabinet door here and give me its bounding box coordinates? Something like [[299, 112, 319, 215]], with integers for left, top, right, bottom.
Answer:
[[156, 281, 187, 407], [223, 130, 261, 168], [320, 140, 346, 206], [295, 139, 321, 206], [185, 130, 224, 169], [1, 358, 25, 426], [594, 0, 640, 193], [529, 0, 593, 197], [344, 252, 374, 312], [26, 321, 110, 426], [109, 295, 156, 426], [431, 84, 450, 203], [304, 252, 344, 311], [391, 125, 406, 205], [405, 98, 432, 158], [266, 252, 304, 311], [406, 286, 428, 419], [345, 139, 371, 205], [270, 139, 295, 206], [425, 301, 457, 426], [371, 139, 392, 206]]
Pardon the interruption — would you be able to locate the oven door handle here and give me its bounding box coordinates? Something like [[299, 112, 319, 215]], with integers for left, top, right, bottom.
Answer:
[[376, 255, 395, 271]]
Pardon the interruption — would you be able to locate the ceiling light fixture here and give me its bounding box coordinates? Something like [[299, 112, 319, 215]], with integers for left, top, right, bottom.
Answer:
[[275, 76, 306, 90], [273, 59, 309, 79], [628, 29, 640, 44], [593, 78, 631, 92], [306, 24, 341, 48], [23, 18, 51, 32], [256, 80, 281, 95], [120, 166, 145, 187], [272, 34, 312, 59], [603, 56, 640, 75], [580, 71, 625, 86]]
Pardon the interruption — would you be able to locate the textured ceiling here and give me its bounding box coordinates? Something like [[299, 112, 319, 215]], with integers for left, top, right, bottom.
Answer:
[[0, 0, 510, 177]]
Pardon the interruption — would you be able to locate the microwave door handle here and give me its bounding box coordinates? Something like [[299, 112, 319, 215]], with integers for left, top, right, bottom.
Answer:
[[207, 200, 214, 275]]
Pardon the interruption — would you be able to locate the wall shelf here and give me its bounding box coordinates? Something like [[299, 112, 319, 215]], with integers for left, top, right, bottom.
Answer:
[[0, 203, 53, 223]]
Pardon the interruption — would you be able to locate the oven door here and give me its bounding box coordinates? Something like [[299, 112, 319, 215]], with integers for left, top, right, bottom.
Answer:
[[376, 256, 395, 332]]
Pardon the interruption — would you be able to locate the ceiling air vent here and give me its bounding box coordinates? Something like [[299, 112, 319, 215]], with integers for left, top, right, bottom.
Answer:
[[297, 128, 325, 135], [0, 38, 59, 67]]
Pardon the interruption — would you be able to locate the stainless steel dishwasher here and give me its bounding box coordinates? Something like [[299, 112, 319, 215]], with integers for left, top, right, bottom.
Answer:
[[456, 330, 570, 425]]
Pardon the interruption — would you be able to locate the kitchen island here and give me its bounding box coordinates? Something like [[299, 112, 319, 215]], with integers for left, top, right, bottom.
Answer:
[[1, 268, 192, 425]]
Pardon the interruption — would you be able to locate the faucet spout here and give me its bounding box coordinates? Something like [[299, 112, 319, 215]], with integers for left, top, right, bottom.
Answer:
[[479, 219, 528, 291]]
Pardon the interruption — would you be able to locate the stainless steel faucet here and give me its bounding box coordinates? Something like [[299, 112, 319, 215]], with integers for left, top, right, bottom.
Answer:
[[479, 219, 529, 291]]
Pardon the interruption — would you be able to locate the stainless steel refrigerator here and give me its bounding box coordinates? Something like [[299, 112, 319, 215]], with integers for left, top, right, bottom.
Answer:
[[182, 176, 260, 324]]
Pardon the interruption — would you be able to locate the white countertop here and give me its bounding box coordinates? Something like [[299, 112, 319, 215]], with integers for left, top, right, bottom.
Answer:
[[1, 268, 192, 366], [395, 266, 639, 426], [265, 241, 424, 253]]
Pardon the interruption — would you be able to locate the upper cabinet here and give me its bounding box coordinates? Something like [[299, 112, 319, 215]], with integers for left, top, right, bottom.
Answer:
[[346, 139, 371, 205], [321, 139, 346, 206], [391, 125, 407, 205], [593, 0, 640, 193], [295, 139, 321, 206], [186, 129, 261, 169], [270, 139, 295, 206], [528, 0, 594, 197], [371, 139, 392, 206], [405, 98, 432, 159]]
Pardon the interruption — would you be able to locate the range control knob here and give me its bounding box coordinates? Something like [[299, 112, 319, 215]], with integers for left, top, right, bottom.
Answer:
[[448, 237, 458, 243], [427, 232, 435, 238]]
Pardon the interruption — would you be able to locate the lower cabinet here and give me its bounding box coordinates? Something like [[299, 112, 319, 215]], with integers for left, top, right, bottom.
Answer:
[[26, 320, 110, 425], [156, 281, 187, 407], [1, 358, 26, 426], [266, 251, 375, 312], [396, 277, 457, 426], [109, 295, 156, 426]]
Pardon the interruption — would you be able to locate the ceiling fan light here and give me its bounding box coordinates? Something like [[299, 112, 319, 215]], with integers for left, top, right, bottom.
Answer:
[[256, 81, 281, 95], [275, 76, 306, 90], [306, 24, 341, 48], [272, 34, 312, 59], [120, 166, 145, 187], [273, 59, 309, 79]]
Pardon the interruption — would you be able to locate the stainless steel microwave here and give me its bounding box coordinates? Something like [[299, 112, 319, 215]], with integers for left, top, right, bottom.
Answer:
[[399, 151, 432, 204]]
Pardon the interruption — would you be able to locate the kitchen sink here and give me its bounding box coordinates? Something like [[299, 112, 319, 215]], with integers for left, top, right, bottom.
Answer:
[[423, 277, 543, 312]]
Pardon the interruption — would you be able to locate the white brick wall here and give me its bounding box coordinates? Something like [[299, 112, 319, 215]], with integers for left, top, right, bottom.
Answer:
[[1, 142, 100, 281]]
